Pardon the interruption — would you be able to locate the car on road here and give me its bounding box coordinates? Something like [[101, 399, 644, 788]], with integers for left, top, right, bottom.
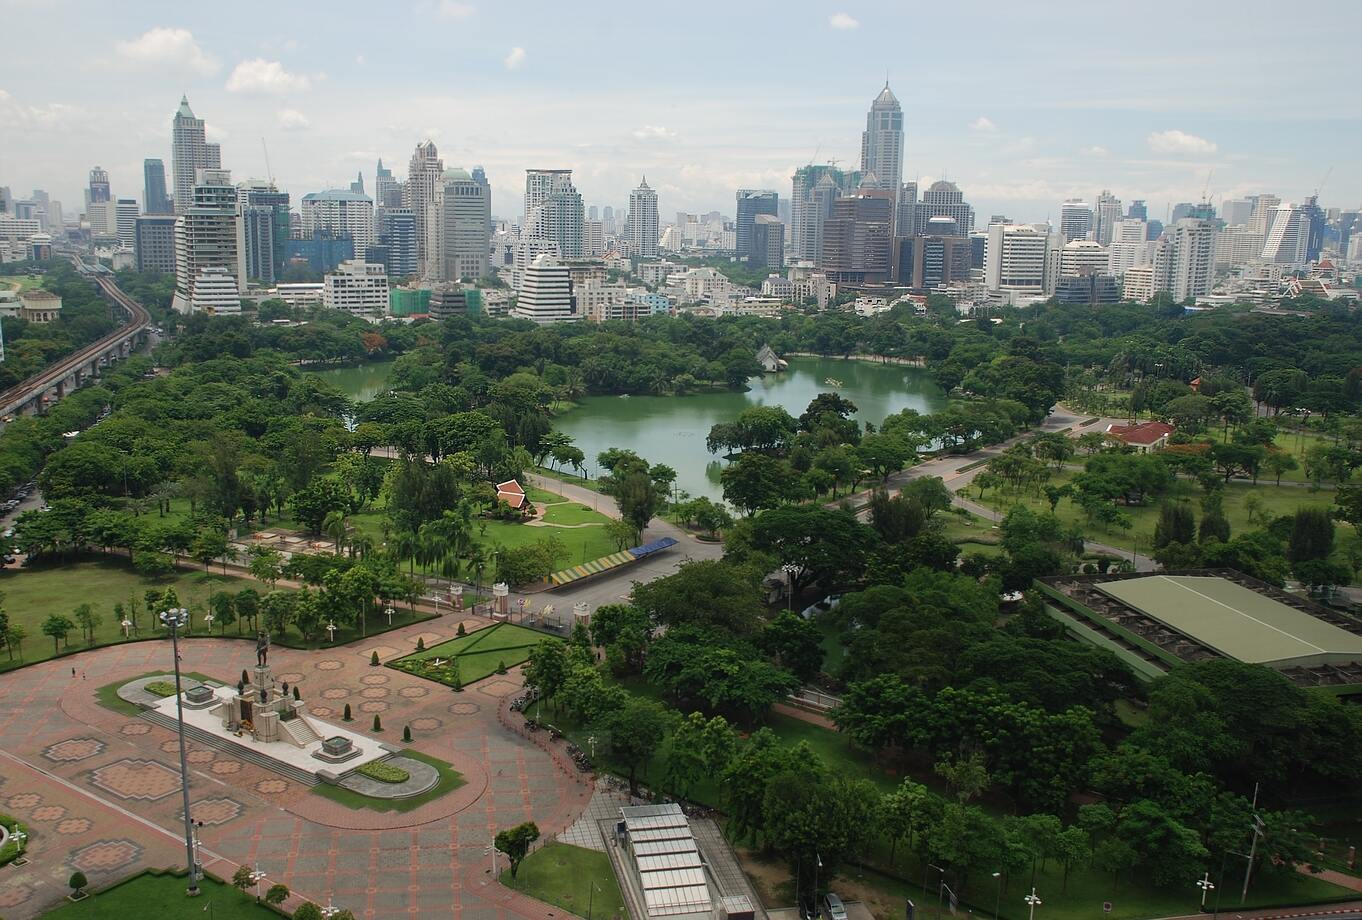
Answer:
[[822, 893, 848, 920]]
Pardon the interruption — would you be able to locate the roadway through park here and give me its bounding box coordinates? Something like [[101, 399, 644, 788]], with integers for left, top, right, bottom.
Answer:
[[0, 614, 598, 919]]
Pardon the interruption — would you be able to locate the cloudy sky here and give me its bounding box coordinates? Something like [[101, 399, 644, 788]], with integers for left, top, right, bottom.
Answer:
[[2, 0, 1358, 225]]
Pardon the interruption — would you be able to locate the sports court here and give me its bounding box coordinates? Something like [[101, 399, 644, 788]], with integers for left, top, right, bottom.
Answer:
[[1096, 574, 1362, 669]]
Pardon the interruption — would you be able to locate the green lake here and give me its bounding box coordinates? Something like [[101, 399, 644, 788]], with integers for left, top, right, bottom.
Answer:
[[314, 355, 946, 502]]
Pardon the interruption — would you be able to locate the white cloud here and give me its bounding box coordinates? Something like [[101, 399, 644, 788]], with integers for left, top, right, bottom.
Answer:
[[355, 54, 366, 65], [226, 59, 312, 95], [828, 12, 859, 29], [277, 108, 311, 131], [115, 27, 216, 75], [437, 0, 476, 18], [633, 125, 675, 139], [1079, 145, 1109, 157], [0, 89, 79, 128], [1146, 129, 1217, 155], [504, 46, 526, 70], [970, 116, 996, 131]]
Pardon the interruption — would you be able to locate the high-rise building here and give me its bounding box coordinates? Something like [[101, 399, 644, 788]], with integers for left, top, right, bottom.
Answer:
[[1059, 199, 1094, 242], [1107, 219, 1153, 275], [171, 96, 221, 215], [143, 159, 171, 215], [1127, 200, 1148, 221], [349, 172, 365, 196], [115, 198, 138, 249], [374, 207, 418, 278], [431, 167, 491, 282], [173, 168, 241, 314], [1168, 218, 1217, 301], [892, 234, 970, 288], [1094, 190, 1123, 246], [87, 166, 111, 206], [1052, 239, 1110, 294], [626, 177, 659, 260], [584, 220, 605, 257], [735, 189, 778, 259], [323, 260, 389, 315], [1260, 204, 1311, 265], [985, 223, 1050, 295], [751, 214, 784, 270], [237, 180, 291, 285], [1301, 195, 1326, 262], [134, 215, 177, 272], [301, 189, 375, 254], [471, 166, 491, 232], [85, 166, 113, 235], [512, 255, 577, 323], [860, 82, 903, 194], [524, 169, 584, 259], [791, 165, 855, 262], [820, 194, 892, 285], [915, 181, 974, 236], [1220, 198, 1254, 227], [404, 141, 444, 274], [374, 159, 403, 209]]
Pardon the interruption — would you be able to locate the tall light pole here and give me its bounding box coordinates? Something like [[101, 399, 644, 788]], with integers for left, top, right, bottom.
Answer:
[[781, 564, 798, 611], [588, 880, 602, 920], [1024, 887, 1042, 920], [159, 606, 199, 897], [1197, 872, 1215, 911], [992, 871, 1002, 920]]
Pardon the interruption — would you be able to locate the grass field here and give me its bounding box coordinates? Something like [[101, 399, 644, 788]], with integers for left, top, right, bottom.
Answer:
[[39, 869, 281, 919], [540, 501, 610, 526], [390, 621, 559, 686], [938, 511, 1006, 557], [94, 670, 218, 717], [310, 750, 465, 813], [0, 813, 25, 866], [1, 275, 45, 293], [534, 465, 606, 493], [501, 842, 628, 920], [0, 559, 255, 672]]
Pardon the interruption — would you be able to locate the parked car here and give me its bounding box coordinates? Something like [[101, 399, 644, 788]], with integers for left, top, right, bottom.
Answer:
[[822, 894, 848, 920]]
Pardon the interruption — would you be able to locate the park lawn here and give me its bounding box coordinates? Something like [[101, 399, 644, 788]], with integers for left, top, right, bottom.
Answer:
[[1206, 426, 1334, 484], [501, 842, 628, 920], [1, 275, 45, 292], [0, 558, 256, 672], [534, 465, 605, 493], [391, 622, 558, 685], [39, 869, 280, 919], [94, 670, 219, 717], [0, 813, 24, 866], [479, 518, 619, 568], [967, 470, 1345, 557], [540, 501, 611, 526], [525, 484, 564, 504], [310, 749, 465, 813]]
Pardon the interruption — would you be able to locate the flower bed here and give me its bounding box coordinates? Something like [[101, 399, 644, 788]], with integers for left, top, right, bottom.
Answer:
[[356, 761, 410, 784], [144, 680, 178, 697]]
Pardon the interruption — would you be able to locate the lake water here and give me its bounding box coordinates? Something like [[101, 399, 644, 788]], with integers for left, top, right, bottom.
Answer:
[[313, 355, 946, 502]]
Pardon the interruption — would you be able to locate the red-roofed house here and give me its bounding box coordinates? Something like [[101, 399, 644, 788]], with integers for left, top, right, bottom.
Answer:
[[1105, 421, 1174, 453], [495, 479, 528, 510]]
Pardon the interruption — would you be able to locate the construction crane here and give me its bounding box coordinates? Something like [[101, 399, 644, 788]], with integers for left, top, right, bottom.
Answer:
[[261, 138, 274, 184], [1315, 166, 1333, 198], [1201, 168, 1214, 203]]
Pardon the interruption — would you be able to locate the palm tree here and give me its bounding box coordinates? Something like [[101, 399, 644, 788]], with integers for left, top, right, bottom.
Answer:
[[351, 535, 375, 560], [392, 530, 420, 574], [322, 510, 349, 556], [561, 368, 586, 402]]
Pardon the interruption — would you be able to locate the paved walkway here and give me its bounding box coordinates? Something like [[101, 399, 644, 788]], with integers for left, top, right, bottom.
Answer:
[[0, 615, 595, 919]]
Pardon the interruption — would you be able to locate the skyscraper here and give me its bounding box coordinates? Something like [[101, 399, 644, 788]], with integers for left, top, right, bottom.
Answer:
[[1260, 204, 1311, 265], [115, 199, 139, 249], [626, 177, 659, 260], [143, 159, 171, 215], [860, 83, 903, 193], [374, 159, 403, 209], [404, 141, 444, 274], [791, 164, 858, 261], [87, 166, 110, 205], [735, 189, 778, 258], [751, 214, 784, 270], [1127, 200, 1148, 221], [173, 168, 241, 314], [171, 96, 221, 215], [915, 181, 975, 237], [1094, 190, 1123, 245], [985, 224, 1050, 295], [1059, 200, 1094, 242], [819, 194, 892, 285], [237, 179, 291, 285], [432, 167, 491, 282], [301, 189, 375, 254], [471, 166, 491, 232], [374, 208, 418, 279], [1168, 219, 1217, 300], [524, 169, 583, 259], [86, 167, 113, 235], [512, 255, 577, 323]]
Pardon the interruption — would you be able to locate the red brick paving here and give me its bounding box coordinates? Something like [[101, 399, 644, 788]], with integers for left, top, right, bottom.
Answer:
[[0, 614, 593, 919]]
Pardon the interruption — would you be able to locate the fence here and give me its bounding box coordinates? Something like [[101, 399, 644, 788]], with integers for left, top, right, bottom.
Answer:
[[787, 687, 842, 711]]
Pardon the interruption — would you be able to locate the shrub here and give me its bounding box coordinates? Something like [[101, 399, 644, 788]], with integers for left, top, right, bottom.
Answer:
[[496, 659, 507, 675], [68, 871, 88, 897], [357, 760, 411, 783], [372, 714, 383, 732], [370, 650, 380, 666], [416, 637, 425, 651], [265, 883, 290, 907], [144, 680, 178, 697], [292, 685, 301, 701], [402, 724, 412, 743], [241, 669, 250, 684], [342, 703, 352, 721], [456, 622, 466, 637], [293, 903, 323, 920]]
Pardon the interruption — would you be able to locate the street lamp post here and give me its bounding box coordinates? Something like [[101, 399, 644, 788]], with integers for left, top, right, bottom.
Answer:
[[925, 864, 944, 920], [1197, 872, 1215, 912], [992, 872, 1002, 920], [1024, 887, 1042, 920], [10, 824, 27, 866], [781, 564, 797, 611], [326, 622, 337, 643], [159, 607, 200, 897], [249, 865, 265, 902], [321, 899, 339, 919], [485, 844, 505, 879]]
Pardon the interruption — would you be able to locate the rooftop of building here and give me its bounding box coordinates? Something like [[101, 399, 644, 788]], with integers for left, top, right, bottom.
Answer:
[[1105, 420, 1174, 445], [301, 189, 373, 203]]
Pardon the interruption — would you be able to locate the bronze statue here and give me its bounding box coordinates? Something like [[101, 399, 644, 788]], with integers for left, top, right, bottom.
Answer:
[[255, 631, 270, 667]]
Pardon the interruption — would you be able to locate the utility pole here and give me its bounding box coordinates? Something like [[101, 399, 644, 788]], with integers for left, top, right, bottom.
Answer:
[[1240, 782, 1263, 904]]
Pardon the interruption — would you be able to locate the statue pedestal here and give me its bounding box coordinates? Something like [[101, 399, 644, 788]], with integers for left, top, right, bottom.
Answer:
[[255, 709, 281, 743], [253, 665, 273, 689]]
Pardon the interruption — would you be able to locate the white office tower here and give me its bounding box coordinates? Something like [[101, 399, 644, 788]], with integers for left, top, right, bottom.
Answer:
[[1122, 264, 1156, 302], [115, 198, 138, 249], [1059, 200, 1094, 241], [172, 169, 241, 314], [1168, 219, 1217, 301], [430, 168, 491, 282], [985, 224, 1050, 296], [301, 189, 374, 254], [512, 255, 577, 323], [404, 141, 444, 274], [524, 169, 584, 259], [1260, 204, 1310, 265], [1221, 198, 1254, 227], [1247, 194, 1281, 236], [323, 260, 389, 316], [1108, 219, 1153, 275], [1057, 240, 1109, 278], [915, 181, 975, 236], [171, 96, 221, 215], [86, 202, 113, 237], [584, 220, 606, 257], [626, 177, 660, 259], [860, 83, 903, 193], [1094, 190, 1123, 245]]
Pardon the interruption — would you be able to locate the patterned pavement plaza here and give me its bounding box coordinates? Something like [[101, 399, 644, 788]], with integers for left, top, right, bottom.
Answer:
[[0, 615, 594, 919]]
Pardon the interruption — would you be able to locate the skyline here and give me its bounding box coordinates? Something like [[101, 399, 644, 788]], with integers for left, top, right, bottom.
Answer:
[[2, 0, 1359, 223]]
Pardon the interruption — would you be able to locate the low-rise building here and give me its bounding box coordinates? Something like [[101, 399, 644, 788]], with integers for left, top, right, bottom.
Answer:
[[18, 289, 61, 323], [1105, 420, 1174, 453], [323, 260, 389, 316]]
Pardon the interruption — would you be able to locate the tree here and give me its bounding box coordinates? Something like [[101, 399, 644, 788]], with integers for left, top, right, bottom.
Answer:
[[631, 559, 762, 636], [231, 865, 254, 895], [616, 471, 661, 543], [721, 452, 791, 515], [73, 603, 100, 645], [880, 779, 931, 865], [747, 505, 878, 595], [248, 545, 284, 587], [1199, 495, 1231, 544], [293, 904, 324, 920], [209, 590, 238, 634], [235, 587, 260, 631], [42, 613, 75, 653], [68, 871, 88, 898], [494, 821, 541, 879], [191, 528, 229, 571], [595, 697, 673, 794], [935, 751, 990, 802], [265, 883, 290, 907], [760, 610, 825, 681], [523, 640, 569, 704], [1288, 506, 1335, 563], [1263, 450, 1299, 485]]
